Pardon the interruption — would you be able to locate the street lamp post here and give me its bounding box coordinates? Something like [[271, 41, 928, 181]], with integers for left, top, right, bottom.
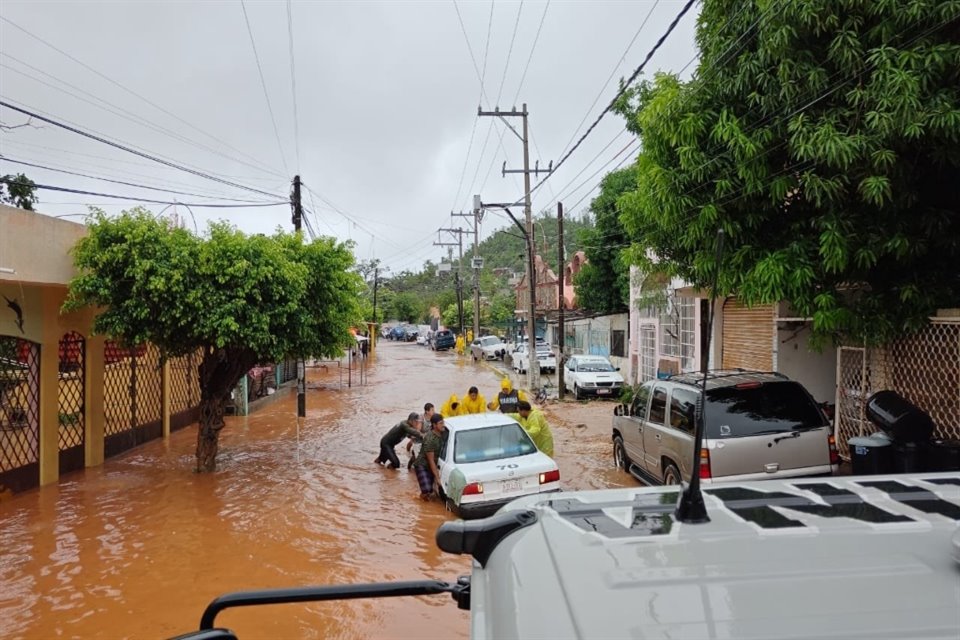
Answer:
[[475, 197, 538, 392]]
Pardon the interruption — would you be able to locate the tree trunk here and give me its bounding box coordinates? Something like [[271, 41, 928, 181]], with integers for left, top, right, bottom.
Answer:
[[196, 396, 226, 473], [195, 346, 258, 472]]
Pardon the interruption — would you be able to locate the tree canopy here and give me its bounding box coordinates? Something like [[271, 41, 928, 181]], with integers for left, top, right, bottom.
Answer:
[[616, 0, 960, 345], [574, 165, 637, 314], [1, 173, 38, 210], [65, 208, 362, 470]]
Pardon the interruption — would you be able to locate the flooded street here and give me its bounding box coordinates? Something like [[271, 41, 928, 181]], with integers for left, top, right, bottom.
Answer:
[[0, 341, 629, 639]]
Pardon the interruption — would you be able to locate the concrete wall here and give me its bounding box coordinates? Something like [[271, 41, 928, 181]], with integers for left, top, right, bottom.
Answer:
[[0, 205, 86, 286], [775, 323, 837, 403]]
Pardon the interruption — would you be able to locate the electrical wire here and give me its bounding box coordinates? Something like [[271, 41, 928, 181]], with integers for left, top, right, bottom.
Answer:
[[556, 1, 660, 160], [0, 177, 289, 208], [0, 15, 285, 178], [240, 0, 290, 176], [286, 0, 302, 172], [509, 0, 697, 207], [0, 156, 279, 203], [0, 55, 287, 180], [0, 100, 288, 200], [510, 0, 550, 106]]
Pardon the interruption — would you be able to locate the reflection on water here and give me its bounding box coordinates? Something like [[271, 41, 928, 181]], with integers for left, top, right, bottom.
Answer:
[[0, 342, 627, 639]]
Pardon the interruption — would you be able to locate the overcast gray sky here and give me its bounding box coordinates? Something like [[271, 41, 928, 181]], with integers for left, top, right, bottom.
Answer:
[[0, 0, 698, 273]]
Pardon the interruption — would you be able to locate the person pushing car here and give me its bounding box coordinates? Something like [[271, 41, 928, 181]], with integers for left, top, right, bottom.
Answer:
[[488, 377, 527, 413], [375, 412, 423, 469], [414, 413, 447, 500]]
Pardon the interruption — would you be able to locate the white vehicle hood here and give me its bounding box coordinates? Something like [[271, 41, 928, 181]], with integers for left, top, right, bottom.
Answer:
[[470, 472, 960, 640]]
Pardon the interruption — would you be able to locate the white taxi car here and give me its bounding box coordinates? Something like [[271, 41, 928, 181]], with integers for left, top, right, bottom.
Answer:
[[564, 354, 624, 399], [438, 413, 560, 518]]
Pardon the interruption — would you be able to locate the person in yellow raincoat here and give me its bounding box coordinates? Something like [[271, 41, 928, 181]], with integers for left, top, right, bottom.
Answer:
[[455, 334, 466, 355], [440, 393, 464, 418], [487, 377, 528, 413], [508, 400, 554, 457], [459, 386, 486, 414]]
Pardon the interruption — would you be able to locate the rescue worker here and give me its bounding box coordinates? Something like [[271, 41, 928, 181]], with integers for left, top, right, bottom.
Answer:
[[487, 377, 527, 413], [375, 412, 423, 469], [414, 413, 447, 500], [440, 394, 463, 418], [407, 403, 434, 470], [508, 400, 554, 457], [460, 386, 486, 414], [455, 334, 465, 356]]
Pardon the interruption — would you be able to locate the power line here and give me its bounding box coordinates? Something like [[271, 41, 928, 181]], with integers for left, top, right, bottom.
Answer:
[[480, 0, 496, 97], [0, 156, 278, 203], [286, 0, 302, 172], [514, 0, 697, 206], [0, 178, 289, 208], [0, 100, 287, 200], [511, 0, 550, 105], [0, 56, 288, 179], [556, 0, 660, 160], [240, 0, 290, 176], [0, 15, 285, 178]]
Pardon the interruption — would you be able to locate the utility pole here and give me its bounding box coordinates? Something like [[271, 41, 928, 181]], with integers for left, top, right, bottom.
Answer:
[[291, 175, 305, 419], [557, 202, 566, 400], [478, 104, 552, 390], [453, 210, 482, 339], [371, 267, 379, 353], [435, 227, 467, 336]]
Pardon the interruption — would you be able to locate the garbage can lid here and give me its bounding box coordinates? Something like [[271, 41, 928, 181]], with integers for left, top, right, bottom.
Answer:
[[848, 434, 893, 448]]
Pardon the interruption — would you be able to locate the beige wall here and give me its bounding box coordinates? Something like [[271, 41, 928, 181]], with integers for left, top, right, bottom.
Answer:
[[0, 205, 86, 287]]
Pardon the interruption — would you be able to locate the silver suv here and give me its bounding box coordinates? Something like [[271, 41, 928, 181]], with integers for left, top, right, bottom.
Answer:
[[612, 370, 838, 485]]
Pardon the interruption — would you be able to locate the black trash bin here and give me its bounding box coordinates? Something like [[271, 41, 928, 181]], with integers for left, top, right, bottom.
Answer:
[[892, 441, 922, 473], [921, 439, 960, 472], [865, 391, 935, 443], [848, 434, 895, 475]]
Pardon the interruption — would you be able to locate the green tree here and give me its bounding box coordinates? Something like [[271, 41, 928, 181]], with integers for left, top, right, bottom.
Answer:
[[616, 0, 960, 345], [64, 209, 362, 471], [1, 173, 38, 210], [574, 165, 637, 313]]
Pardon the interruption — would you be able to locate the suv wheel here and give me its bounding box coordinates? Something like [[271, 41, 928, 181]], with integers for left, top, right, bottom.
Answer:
[[662, 462, 681, 486], [613, 436, 630, 471]]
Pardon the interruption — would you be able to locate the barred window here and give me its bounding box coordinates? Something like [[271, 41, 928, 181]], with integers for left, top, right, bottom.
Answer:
[[611, 330, 626, 357]]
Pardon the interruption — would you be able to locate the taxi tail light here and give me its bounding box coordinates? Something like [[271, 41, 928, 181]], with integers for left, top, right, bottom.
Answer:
[[463, 482, 484, 495], [698, 448, 712, 480], [539, 469, 560, 484], [828, 434, 840, 465]]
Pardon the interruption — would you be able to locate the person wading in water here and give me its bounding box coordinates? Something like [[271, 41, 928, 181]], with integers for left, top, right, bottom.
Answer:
[[375, 412, 423, 469]]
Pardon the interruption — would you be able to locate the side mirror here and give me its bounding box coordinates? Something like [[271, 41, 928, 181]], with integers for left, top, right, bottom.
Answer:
[[614, 404, 625, 417]]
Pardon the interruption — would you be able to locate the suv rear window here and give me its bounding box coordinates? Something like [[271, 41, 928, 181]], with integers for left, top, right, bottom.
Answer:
[[705, 381, 827, 438]]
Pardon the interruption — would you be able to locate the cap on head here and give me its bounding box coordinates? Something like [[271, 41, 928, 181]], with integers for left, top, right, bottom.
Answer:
[[408, 412, 421, 423], [430, 413, 445, 425]]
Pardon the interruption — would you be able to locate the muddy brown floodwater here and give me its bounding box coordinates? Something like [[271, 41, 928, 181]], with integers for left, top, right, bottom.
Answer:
[[0, 341, 630, 639]]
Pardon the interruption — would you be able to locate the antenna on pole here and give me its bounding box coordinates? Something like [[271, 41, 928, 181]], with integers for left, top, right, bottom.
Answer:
[[675, 228, 725, 524]]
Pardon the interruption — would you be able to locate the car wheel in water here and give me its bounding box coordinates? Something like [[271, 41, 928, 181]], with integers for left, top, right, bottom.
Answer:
[[574, 384, 582, 400], [662, 463, 681, 486], [445, 498, 459, 516], [613, 436, 630, 471]]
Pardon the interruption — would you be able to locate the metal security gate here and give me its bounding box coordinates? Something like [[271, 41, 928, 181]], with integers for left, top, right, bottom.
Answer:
[[0, 337, 40, 494], [639, 323, 657, 383], [721, 299, 774, 370], [169, 351, 200, 432], [58, 332, 86, 476], [103, 343, 163, 458]]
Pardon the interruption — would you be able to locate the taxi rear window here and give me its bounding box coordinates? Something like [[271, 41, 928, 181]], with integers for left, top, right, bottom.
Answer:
[[454, 424, 537, 463]]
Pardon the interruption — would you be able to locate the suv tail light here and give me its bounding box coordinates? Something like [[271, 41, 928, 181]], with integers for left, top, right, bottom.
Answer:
[[539, 469, 560, 484], [463, 482, 484, 495], [827, 434, 839, 465], [699, 448, 712, 480]]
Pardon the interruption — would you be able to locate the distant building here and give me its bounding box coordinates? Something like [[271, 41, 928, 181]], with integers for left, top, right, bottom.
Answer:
[[514, 251, 588, 314]]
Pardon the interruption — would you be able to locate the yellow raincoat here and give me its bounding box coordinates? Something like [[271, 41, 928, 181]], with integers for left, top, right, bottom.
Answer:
[[508, 409, 554, 457], [455, 335, 465, 355], [441, 394, 464, 418], [460, 390, 487, 414], [488, 377, 527, 411]]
